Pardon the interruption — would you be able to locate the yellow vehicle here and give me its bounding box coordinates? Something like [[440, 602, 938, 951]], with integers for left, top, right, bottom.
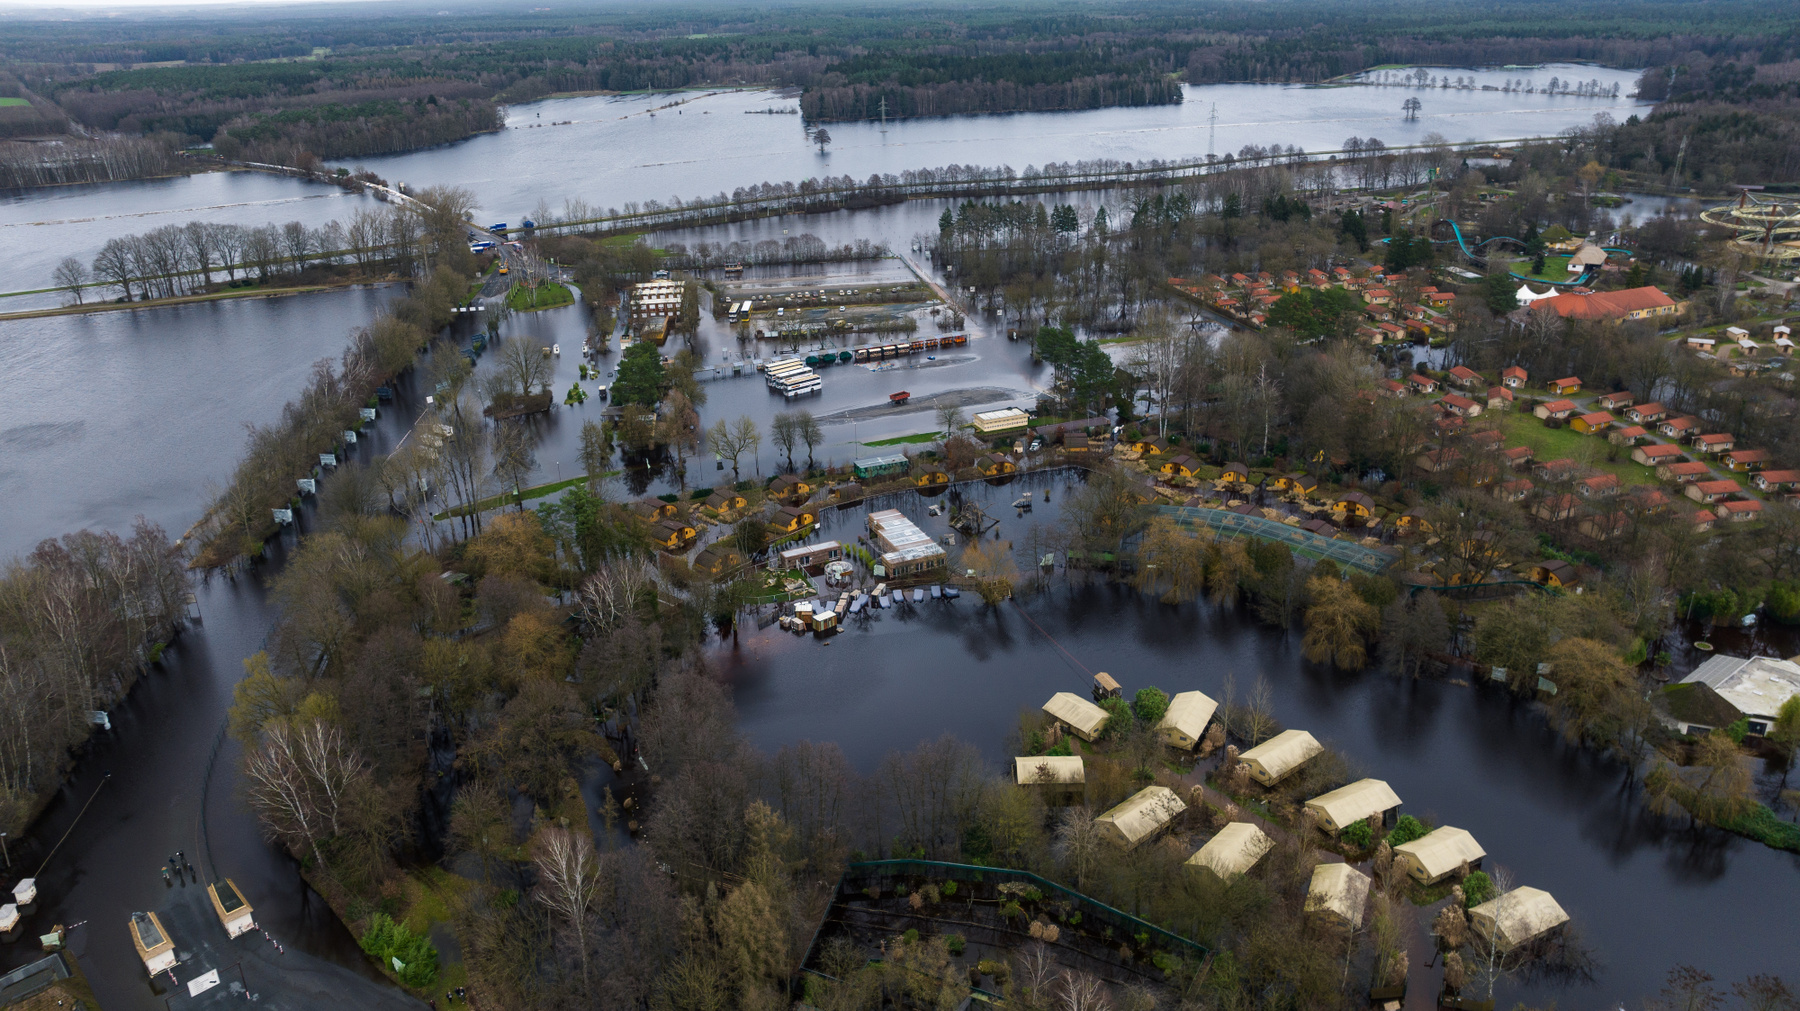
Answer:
[[497, 264, 509, 275]]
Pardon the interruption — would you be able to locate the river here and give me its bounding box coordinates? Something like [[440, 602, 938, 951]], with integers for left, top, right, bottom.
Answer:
[[8, 62, 1784, 1008]]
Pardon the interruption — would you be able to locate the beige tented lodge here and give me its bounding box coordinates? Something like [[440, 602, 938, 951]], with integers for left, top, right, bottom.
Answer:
[[1186, 822, 1274, 880], [1095, 785, 1187, 849], [1393, 826, 1486, 884], [1304, 779, 1401, 834], [1239, 729, 1323, 785], [1305, 863, 1372, 930], [1155, 690, 1218, 749], [1469, 886, 1569, 951], [1042, 692, 1110, 741], [1013, 755, 1085, 786]]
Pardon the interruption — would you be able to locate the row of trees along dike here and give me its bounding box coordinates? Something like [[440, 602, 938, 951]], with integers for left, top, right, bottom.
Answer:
[[190, 185, 482, 570]]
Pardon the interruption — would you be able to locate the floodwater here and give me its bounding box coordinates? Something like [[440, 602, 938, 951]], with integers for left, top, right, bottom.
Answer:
[[0, 285, 402, 562], [0, 356, 437, 1010], [349, 65, 1647, 225], [4, 60, 1768, 1006], [713, 475, 1800, 1006]]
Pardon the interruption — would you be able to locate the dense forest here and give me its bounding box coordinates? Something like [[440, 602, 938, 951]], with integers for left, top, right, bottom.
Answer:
[[3, 0, 1799, 179]]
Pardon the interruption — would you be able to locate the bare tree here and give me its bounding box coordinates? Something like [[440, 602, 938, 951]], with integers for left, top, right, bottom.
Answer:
[[707, 415, 759, 483], [770, 412, 799, 469], [935, 403, 966, 439], [796, 410, 823, 466], [243, 722, 331, 874], [534, 825, 605, 990], [53, 257, 87, 305]]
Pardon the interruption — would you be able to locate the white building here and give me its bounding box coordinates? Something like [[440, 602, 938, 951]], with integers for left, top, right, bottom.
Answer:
[[1674, 654, 1800, 736]]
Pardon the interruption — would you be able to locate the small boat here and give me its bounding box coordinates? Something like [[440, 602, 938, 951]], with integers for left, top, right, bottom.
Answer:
[[553, 344, 561, 355], [942, 587, 961, 599], [911, 588, 925, 603], [926, 355, 936, 361], [929, 584, 941, 599], [889, 391, 910, 404]]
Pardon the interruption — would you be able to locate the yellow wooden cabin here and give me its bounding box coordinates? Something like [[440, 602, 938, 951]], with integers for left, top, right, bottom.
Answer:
[[653, 518, 698, 552], [1219, 462, 1252, 485], [917, 468, 950, 488], [1131, 437, 1170, 456], [1333, 492, 1376, 520], [704, 489, 748, 514], [633, 498, 678, 521], [974, 454, 1018, 477], [1160, 454, 1199, 479], [1396, 509, 1434, 534], [691, 543, 746, 577], [1272, 472, 1319, 498], [771, 504, 817, 534], [769, 474, 812, 501]]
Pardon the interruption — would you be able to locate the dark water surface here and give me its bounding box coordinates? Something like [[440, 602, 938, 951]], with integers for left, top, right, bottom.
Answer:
[[0, 344, 437, 1010], [713, 477, 1800, 1006], [0, 286, 401, 562]]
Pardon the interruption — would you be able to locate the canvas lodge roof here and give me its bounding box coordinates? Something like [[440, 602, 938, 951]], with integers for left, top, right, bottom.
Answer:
[[1156, 690, 1218, 749], [1042, 692, 1110, 740], [1469, 886, 1570, 951], [1013, 755, 1085, 786], [1240, 729, 1323, 784], [1393, 826, 1486, 883], [1305, 862, 1373, 929], [1096, 785, 1187, 848], [1304, 779, 1402, 833], [1186, 822, 1274, 879]]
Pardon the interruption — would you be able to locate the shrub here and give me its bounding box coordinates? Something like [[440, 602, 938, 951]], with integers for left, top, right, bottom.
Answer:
[[1045, 737, 1073, 757], [999, 900, 1023, 919], [940, 880, 958, 897], [1152, 951, 1181, 973], [1389, 814, 1428, 846], [1723, 717, 1751, 744], [1461, 871, 1495, 907], [358, 912, 439, 989], [1132, 686, 1170, 725], [947, 934, 966, 956], [1340, 820, 1373, 849], [1097, 697, 1132, 740], [902, 928, 920, 945]]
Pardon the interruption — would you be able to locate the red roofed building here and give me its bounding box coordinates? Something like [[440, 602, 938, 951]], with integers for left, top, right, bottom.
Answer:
[[1529, 286, 1684, 323], [1754, 470, 1800, 491], [1501, 366, 1528, 388], [1686, 479, 1740, 504], [1716, 499, 1763, 522], [1440, 393, 1483, 418], [1660, 460, 1711, 483], [1571, 411, 1615, 434], [1447, 366, 1483, 387], [1632, 443, 1683, 466], [1535, 399, 1580, 420]]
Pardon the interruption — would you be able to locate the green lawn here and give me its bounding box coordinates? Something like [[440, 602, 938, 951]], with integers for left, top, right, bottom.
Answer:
[[1508, 256, 1576, 283], [507, 281, 575, 312], [0, 98, 28, 107], [432, 470, 619, 519], [861, 432, 940, 447], [1496, 412, 1658, 487]]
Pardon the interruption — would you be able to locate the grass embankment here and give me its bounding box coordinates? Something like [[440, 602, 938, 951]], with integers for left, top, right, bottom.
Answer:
[[507, 281, 575, 312], [433, 471, 621, 519], [0, 278, 387, 321], [0, 98, 28, 107], [861, 432, 941, 447], [1496, 412, 1658, 488], [1713, 802, 1800, 853]]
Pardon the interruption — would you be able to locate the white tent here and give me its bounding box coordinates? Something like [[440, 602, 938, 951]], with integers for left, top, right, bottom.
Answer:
[[1305, 863, 1372, 929], [1394, 826, 1486, 884], [1516, 284, 1556, 305], [1042, 692, 1110, 741], [1095, 785, 1186, 849], [1304, 779, 1402, 834], [1013, 755, 1085, 786], [1156, 690, 1219, 749], [1186, 822, 1274, 880], [1469, 886, 1569, 951], [1240, 729, 1323, 785]]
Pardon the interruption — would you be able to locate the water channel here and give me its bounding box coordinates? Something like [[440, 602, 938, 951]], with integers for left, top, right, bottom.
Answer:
[[7, 64, 1790, 1008]]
